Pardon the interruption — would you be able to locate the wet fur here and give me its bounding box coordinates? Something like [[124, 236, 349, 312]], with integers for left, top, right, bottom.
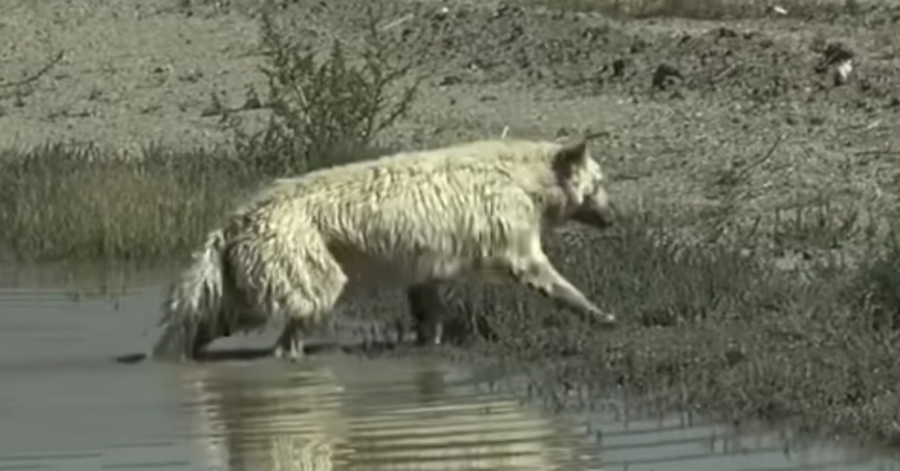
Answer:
[[148, 137, 615, 362]]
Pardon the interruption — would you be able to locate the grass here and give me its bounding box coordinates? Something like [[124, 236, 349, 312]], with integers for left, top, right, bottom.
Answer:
[[0, 140, 399, 263], [0, 143, 258, 262], [447, 212, 900, 448]]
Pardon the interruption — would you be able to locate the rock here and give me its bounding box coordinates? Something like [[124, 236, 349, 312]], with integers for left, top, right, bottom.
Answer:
[[652, 63, 683, 90], [611, 58, 627, 77]]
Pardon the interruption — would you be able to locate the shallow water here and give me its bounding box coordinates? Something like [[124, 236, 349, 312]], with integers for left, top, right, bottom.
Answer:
[[1, 264, 898, 471]]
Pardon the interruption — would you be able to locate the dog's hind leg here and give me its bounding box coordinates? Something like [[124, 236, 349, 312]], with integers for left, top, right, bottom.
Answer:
[[263, 248, 348, 362], [228, 224, 349, 362], [273, 317, 310, 361], [407, 282, 445, 346]]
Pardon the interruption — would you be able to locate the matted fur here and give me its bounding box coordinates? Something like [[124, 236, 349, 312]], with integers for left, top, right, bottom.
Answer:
[[149, 137, 616, 361]]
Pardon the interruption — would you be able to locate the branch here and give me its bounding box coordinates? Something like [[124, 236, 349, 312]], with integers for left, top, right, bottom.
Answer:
[[0, 50, 65, 89], [732, 134, 784, 183]]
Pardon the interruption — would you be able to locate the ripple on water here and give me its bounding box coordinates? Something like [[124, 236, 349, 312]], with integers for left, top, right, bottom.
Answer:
[[179, 355, 600, 471]]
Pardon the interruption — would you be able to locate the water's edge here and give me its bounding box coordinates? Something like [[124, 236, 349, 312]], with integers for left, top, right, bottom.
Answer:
[[1, 263, 898, 471]]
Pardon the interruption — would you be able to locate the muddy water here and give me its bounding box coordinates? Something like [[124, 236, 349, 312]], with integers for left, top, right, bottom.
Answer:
[[1, 264, 899, 471]]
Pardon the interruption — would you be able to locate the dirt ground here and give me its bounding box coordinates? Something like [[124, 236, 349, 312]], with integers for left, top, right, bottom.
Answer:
[[3, 0, 900, 250]]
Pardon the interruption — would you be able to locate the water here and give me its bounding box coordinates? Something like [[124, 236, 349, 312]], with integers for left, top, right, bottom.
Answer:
[[0, 264, 898, 471]]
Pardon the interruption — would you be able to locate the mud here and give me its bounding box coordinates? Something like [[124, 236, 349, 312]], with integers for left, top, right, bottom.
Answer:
[[1, 263, 899, 470]]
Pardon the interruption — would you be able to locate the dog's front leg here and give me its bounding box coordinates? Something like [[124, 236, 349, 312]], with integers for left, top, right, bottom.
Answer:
[[507, 253, 617, 328]]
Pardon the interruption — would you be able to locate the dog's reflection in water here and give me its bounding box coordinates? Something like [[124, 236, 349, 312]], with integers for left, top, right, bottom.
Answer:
[[179, 353, 594, 471]]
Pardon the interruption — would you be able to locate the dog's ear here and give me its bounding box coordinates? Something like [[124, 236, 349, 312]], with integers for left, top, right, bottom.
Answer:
[[553, 136, 588, 175]]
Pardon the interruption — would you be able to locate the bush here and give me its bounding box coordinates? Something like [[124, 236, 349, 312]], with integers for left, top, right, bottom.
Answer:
[[227, 6, 419, 174]]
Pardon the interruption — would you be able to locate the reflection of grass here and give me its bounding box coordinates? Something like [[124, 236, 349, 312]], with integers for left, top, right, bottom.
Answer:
[[527, 0, 856, 20], [453, 212, 900, 447], [0, 143, 262, 262]]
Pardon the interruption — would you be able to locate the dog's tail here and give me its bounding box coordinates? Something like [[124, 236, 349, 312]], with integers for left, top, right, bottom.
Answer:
[[148, 228, 230, 362]]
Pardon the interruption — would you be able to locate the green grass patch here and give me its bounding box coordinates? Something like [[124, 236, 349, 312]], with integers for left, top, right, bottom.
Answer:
[[449, 212, 900, 447]]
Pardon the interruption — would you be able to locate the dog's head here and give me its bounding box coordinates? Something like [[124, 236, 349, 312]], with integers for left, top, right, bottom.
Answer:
[[552, 136, 615, 229]]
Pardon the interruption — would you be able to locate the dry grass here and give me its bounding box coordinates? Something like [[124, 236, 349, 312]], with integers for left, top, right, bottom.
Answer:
[[0, 143, 259, 262], [0, 141, 396, 262]]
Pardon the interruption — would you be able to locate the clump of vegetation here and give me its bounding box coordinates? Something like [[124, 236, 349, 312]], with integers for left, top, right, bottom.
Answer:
[[0, 6, 417, 262], [0, 143, 253, 262], [848, 234, 900, 331], [224, 6, 418, 174]]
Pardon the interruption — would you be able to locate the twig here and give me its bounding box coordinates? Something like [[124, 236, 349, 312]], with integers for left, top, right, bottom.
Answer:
[[613, 173, 642, 181], [845, 119, 882, 131], [200, 100, 270, 117], [712, 63, 737, 83], [732, 134, 784, 183], [584, 130, 611, 141], [854, 149, 900, 157], [0, 50, 65, 89], [380, 13, 414, 31], [500, 125, 510, 138], [292, 82, 313, 127]]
